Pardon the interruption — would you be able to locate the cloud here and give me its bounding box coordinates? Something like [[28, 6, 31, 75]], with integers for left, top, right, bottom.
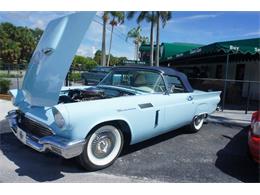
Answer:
[[30, 19, 46, 29], [243, 31, 260, 36], [171, 14, 219, 23], [76, 44, 97, 58], [27, 12, 73, 29]]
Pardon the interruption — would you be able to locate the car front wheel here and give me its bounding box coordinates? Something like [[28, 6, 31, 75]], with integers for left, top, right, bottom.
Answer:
[[78, 124, 124, 171]]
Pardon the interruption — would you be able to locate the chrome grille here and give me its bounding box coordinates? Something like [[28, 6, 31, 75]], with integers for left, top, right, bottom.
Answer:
[[17, 112, 54, 138]]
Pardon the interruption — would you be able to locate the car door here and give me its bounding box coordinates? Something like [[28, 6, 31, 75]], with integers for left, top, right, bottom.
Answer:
[[163, 75, 196, 130]]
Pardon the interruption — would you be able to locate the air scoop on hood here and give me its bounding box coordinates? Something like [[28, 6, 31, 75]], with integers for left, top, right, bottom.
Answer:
[[20, 12, 96, 107]]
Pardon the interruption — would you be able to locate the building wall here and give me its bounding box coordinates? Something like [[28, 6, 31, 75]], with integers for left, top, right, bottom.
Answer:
[[242, 61, 260, 100], [173, 60, 260, 100]]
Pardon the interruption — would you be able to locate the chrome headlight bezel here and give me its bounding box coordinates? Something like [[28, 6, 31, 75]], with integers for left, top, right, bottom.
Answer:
[[52, 107, 66, 129], [11, 96, 15, 105]]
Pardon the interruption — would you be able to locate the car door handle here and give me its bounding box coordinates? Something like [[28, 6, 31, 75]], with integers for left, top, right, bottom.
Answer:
[[187, 95, 193, 101]]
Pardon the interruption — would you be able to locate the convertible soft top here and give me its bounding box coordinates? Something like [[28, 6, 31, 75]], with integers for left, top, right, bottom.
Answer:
[[111, 66, 194, 92]]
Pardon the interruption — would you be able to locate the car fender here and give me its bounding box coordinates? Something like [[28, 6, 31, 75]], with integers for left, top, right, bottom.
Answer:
[[56, 99, 136, 141], [194, 103, 209, 116]]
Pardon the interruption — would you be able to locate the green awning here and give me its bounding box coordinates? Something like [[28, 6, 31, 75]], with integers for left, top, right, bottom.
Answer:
[[139, 42, 203, 60], [165, 38, 260, 61], [139, 44, 151, 52], [160, 42, 203, 60]]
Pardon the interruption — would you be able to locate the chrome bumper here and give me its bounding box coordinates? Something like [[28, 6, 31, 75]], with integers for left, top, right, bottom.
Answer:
[[6, 110, 85, 159]]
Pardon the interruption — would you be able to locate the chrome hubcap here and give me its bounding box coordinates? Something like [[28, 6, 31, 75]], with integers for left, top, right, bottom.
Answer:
[[195, 117, 202, 126], [91, 132, 115, 159], [194, 115, 204, 129]]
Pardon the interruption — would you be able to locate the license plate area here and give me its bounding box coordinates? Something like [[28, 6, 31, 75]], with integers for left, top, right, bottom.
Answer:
[[17, 128, 27, 144]]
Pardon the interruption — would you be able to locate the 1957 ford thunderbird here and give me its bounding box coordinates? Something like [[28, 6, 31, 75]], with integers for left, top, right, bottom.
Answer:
[[6, 12, 221, 171]]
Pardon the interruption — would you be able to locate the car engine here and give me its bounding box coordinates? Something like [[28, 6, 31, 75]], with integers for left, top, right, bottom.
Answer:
[[58, 87, 134, 104]]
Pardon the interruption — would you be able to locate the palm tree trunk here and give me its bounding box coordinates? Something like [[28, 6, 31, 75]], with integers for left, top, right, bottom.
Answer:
[[7, 64, 10, 75], [150, 12, 154, 66], [107, 25, 114, 66], [155, 12, 160, 67], [136, 42, 140, 61], [101, 19, 107, 66]]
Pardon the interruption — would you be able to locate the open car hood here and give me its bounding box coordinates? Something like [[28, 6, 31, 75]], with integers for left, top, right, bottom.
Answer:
[[19, 12, 95, 106]]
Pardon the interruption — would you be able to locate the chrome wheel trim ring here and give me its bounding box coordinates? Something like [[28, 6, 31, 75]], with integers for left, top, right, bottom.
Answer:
[[87, 125, 122, 166], [194, 115, 204, 130]]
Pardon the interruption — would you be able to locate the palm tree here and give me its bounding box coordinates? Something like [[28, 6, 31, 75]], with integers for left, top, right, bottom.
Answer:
[[155, 11, 172, 66], [126, 26, 148, 60], [127, 11, 156, 66], [107, 11, 125, 66], [101, 12, 109, 66]]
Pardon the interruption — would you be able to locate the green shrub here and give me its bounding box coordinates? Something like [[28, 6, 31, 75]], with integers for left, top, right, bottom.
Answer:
[[68, 72, 81, 82], [0, 79, 11, 94]]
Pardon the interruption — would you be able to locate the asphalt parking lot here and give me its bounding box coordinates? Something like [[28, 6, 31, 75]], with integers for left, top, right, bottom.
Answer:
[[0, 100, 259, 182]]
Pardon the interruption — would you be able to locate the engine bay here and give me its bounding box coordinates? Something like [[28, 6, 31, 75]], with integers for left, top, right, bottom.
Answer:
[[58, 86, 135, 104]]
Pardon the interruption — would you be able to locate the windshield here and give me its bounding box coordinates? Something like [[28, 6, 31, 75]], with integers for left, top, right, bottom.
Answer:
[[99, 69, 166, 93]]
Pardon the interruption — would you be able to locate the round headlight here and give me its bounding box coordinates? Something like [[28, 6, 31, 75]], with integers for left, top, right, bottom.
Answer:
[[52, 108, 65, 129]]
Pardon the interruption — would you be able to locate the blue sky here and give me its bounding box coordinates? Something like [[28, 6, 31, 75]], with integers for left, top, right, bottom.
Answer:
[[0, 11, 259, 59]]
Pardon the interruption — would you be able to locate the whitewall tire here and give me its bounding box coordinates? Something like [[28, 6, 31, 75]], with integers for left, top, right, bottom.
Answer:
[[78, 124, 124, 171]]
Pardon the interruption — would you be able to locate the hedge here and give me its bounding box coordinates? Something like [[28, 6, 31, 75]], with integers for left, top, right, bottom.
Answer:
[[0, 79, 11, 94]]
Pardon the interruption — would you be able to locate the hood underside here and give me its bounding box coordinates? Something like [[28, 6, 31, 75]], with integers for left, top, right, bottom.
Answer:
[[19, 12, 96, 107]]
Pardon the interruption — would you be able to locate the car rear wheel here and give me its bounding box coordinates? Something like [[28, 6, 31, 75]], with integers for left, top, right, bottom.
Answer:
[[189, 115, 204, 133], [78, 124, 124, 171]]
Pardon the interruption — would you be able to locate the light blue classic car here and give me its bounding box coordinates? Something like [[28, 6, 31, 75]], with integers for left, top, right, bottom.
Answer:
[[6, 12, 221, 171]]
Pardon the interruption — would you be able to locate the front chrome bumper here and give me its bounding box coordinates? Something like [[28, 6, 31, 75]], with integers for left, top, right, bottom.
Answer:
[[6, 110, 85, 159]]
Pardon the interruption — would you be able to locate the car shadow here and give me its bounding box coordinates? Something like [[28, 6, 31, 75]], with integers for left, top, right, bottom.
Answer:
[[0, 117, 191, 182], [215, 126, 260, 183], [121, 126, 192, 156], [0, 119, 85, 182]]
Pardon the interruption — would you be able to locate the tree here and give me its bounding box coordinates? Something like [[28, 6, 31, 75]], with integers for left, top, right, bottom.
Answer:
[[31, 28, 43, 43], [107, 11, 125, 66], [127, 11, 156, 66], [0, 22, 44, 72], [93, 50, 127, 66], [0, 22, 17, 40], [94, 50, 102, 65], [0, 39, 21, 74], [14, 27, 36, 64], [72, 55, 97, 71], [155, 12, 172, 66], [0, 24, 8, 51], [126, 25, 148, 60], [101, 12, 109, 66]]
